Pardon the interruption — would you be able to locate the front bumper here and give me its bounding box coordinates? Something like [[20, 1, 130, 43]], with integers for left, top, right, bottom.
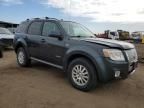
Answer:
[[0, 38, 13, 47], [107, 59, 138, 80], [95, 48, 138, 82], [96, 57, 138, 82], [116, 61, 138, 79]]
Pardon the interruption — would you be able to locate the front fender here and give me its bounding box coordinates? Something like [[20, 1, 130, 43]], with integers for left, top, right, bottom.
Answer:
[[63, 45, 100, 72], [63, 45, 111, 82], [14, 38, 27, 50]]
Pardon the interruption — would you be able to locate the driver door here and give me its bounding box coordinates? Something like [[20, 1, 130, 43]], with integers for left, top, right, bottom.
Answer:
[[40, 21, 65, 65]]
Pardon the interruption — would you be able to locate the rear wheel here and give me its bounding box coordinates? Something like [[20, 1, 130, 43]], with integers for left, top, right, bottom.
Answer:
[[16, 47, 31, 67], [68, 58, 97, 91]]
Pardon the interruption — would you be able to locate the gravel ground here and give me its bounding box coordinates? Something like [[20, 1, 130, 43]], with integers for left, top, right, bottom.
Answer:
[[0, 50, 144, 108]]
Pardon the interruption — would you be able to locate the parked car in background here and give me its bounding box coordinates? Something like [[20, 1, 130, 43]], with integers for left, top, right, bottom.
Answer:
[[97, 30, 119, 40], [97, 30, 130, 40], [8, 27, 17, 34], [0, 27, 14, 47], [14, 17, 138, 91], [0, 44, 3, 58], [131, 31, 144, 41]]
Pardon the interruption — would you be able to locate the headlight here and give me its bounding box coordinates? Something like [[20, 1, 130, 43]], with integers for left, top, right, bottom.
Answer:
[[103, 49, 125, 61]]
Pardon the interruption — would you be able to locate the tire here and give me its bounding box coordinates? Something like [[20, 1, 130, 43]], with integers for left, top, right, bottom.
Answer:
[[67, 58, 97, 91], [16, 47, 31, 67]]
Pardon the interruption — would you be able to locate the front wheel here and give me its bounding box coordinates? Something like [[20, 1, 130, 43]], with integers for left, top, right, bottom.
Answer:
[[16, 47, 31, 67], [68, 58, 97, 91]]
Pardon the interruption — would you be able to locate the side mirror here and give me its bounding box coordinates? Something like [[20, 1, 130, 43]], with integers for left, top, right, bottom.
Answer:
[[49, 31, 63, 40]]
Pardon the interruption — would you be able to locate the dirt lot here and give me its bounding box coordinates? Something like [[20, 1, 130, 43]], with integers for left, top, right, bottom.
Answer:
[[0, 50, 144, 108]]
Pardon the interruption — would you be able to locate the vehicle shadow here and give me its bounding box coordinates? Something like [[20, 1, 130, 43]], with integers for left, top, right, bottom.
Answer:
[[31, 61, 66, 78], [30, 61, 126, 93]]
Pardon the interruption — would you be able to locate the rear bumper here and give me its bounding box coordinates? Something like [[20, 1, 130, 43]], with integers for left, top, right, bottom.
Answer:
[[0, 39, 13, 47]]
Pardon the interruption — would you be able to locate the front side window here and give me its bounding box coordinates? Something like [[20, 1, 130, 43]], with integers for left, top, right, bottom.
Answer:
[[42, 22, 60, 37], [28, 21, 43, 35]]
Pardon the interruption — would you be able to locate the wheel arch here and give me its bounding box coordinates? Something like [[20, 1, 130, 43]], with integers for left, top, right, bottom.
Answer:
[[14, 39, 30, 58], [15, 42, 24, 52], [64, 51, 100, 81], [14, 39, 27, 52]]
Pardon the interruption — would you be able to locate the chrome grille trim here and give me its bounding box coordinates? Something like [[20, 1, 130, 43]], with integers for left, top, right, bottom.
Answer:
[[125, 49, 138, 63]]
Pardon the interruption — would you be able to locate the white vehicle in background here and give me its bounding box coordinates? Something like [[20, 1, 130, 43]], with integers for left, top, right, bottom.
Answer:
[[0, 27, 14, 47], [108, 31, 119, 40], [0, 44, 3, 58], [97, 30, 130, 40], [131, 31, 144, 40], [104, 30, 119, 40]]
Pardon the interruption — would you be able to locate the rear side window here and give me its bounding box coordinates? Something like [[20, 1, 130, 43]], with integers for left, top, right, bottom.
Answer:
[[42, 22, 60, 36], [16, 21, 30, 33], [28, 21, 43, 35]]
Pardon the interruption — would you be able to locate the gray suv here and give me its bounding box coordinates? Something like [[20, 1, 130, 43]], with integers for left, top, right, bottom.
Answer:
[[13, 17, 138, 91]]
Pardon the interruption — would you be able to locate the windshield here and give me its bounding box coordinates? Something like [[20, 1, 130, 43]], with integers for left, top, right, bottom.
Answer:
[[0, 28, 12, 35], [60, 21, 95, 38]]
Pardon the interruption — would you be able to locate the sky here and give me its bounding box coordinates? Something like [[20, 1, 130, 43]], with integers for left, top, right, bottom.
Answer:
[[0, 0, 144, 33]]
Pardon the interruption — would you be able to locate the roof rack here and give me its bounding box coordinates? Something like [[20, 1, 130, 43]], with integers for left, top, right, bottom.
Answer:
[[26, 17, 59, 21], [33, 18, 40, 20], [45, 17, 49, 19], [45, 17, 59, 21]]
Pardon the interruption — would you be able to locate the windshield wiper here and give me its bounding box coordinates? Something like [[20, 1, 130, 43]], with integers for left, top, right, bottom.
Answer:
[[70, 35, 94, 38], [70, 35, 83, 38]]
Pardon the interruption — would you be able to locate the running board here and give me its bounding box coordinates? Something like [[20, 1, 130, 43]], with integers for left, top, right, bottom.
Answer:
[[30, 57, 63, 69]]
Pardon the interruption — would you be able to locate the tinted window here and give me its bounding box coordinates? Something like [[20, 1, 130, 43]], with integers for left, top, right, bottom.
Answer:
[[28, 21, 43, 35], [16, 21, 30, 33], [42, 22, 60, 36], [110, 32, 116, 36]]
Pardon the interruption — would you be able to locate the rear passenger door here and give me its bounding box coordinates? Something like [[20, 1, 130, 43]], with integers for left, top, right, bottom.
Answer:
[[40, 21, 65, 65], [27, 21, 43, 58]]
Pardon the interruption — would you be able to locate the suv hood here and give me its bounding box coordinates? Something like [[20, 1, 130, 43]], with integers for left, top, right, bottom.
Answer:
[[81, 38, 134, 50], [0, 34, 14, 39]]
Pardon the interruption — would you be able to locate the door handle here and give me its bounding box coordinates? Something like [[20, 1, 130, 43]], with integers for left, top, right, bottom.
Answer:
[[41, 39, 46, 43]]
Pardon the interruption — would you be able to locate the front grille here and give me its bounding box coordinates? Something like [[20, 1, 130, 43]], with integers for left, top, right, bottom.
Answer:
[[125, 49, 138, 63], [1, 39, 13, 46]]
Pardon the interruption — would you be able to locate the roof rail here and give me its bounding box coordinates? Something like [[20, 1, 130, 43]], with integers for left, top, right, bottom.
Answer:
[[26, 17, 59, 21], [45, 17, 58, 20], [33, 18, 40, 20], [45, 17, 49, 19]]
